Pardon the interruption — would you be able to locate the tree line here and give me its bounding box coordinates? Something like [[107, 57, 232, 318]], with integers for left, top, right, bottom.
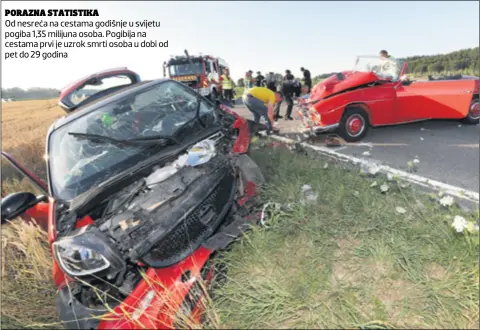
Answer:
[[400, 47, 479, 76], [314, 47, 479, 83], [1, 87, 60, 101]]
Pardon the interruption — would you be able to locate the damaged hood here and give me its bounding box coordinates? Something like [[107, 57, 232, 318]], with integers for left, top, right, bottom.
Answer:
[[310, 71, 379, 101]]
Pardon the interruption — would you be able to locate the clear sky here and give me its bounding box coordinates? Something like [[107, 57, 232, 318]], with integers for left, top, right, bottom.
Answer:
[[1, 1, 479, 89]]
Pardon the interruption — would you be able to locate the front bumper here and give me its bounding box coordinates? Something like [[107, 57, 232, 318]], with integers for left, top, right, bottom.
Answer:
[[55, 207, 260, 330], [56, 286, 106, 329], [309, 123, 339, 133], [297, 106, 339, 134], [55, 155, 264, 329]]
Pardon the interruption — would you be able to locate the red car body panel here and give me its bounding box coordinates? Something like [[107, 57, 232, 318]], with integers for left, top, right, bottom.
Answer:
[[311, 71, 379, 100], [2, 97, 254, 328], [58, 68, 141, 112], [305, 60, 478, 130], [395, 79, 477, 122]]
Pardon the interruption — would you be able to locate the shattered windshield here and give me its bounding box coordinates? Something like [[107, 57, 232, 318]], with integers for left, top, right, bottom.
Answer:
[[168, 61, 203, 76], [353, 56, 403, 81], [48, 80, 217, 201]]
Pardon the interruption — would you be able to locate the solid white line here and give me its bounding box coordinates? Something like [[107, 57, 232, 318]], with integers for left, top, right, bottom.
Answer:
[[270, 135, 480, 203]]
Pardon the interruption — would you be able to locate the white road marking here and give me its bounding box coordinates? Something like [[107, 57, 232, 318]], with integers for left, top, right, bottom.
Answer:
[[271, 135, 480, 204], [449, 144, 479, 148]]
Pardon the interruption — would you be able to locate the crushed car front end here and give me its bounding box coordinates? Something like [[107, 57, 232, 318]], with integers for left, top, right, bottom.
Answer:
[[46, 79, 265, 329], [55, 151, 263, 329]]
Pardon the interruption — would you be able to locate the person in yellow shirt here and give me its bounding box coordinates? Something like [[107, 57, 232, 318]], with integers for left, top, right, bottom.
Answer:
[[242, 86, 282, 132]]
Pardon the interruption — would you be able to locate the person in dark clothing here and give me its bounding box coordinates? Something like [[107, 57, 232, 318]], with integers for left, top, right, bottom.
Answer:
[[278, 80, 294, 120], [300, 67, 312, 92], [265, 72, 277, 92], [255, 71, 265, 87], [273, 89, 283, 120], [292, 79, 302, 98], [284, 69, 294, 81]]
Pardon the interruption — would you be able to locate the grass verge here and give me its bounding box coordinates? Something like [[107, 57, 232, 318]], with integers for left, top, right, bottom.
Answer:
[[211, 143, 479, 329]]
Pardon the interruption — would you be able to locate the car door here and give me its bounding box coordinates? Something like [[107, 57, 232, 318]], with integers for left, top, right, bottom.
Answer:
[[58, 68, 141, 113], [1, 152, 50, 231], [396, 79, 476, 122]]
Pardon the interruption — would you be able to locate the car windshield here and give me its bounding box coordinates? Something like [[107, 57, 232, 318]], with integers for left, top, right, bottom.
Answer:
[[353, 56, 403, 81], [168, 61, 203, 76], [48, 80, 217, 201]]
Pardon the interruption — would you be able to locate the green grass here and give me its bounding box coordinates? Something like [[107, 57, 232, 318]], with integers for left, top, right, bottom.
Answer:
[[210, 142, 479, 329]]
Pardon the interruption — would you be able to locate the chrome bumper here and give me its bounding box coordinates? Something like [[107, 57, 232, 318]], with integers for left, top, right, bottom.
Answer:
[[310, 123, 339, 133]]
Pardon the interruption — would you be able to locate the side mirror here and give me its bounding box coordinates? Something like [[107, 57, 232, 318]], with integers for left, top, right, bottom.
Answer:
[[1, 192, 48, 223]]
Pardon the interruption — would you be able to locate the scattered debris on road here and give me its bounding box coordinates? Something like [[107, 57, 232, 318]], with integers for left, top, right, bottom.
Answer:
[[362, 151, 371, 157]]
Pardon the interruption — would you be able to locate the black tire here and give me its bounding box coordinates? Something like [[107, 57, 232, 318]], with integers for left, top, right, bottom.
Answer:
[[462, 96, 479, 125], [338, 107, 369, 142]]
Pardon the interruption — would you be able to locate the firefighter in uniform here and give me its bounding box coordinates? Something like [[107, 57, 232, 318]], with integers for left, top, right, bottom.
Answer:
[[221, 68, 234, 107]]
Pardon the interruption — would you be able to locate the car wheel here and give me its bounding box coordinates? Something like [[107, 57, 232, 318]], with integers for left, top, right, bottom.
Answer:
[[462, 96, 479, 125], [338, 107, 369, 142]]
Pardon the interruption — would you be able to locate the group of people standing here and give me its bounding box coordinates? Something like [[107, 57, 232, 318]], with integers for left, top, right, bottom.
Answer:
[[241, 67, 312, 133]]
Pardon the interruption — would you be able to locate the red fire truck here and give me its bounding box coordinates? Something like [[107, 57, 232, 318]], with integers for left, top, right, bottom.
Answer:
[[163, 50, 229, 102]]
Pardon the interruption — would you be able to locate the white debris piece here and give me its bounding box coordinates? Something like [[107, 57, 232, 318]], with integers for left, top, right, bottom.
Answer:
[[370, 181, 378, 187], [396, 206, 407, 214], [368, 164, 380, 175], [362, 151, 371, 156], [458, 124, 462, 128], [260, 202, 282, 226], [354, 191, 360, 197], [420, 137, 424, 141], [323, 163, 329, 169], [387, 173, 394, 181], [413, 159, 420, 164], [439, 195, 454, 207], [451, 215, 468, 233], [380, 183, 389, 193], [300, 184, 318, 205]]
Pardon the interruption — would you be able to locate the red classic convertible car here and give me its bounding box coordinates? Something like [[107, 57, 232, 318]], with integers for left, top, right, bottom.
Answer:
[[298, 56, 479, 142]]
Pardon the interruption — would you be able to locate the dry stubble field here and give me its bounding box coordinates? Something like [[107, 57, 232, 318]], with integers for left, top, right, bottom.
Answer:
[[2, 99, 65, 181]]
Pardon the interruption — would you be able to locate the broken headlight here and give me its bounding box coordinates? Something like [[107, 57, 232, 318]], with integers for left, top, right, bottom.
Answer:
[[53, 225, 125, 278]]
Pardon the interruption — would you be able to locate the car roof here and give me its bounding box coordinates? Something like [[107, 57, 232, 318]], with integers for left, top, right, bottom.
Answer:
[[52, 78, 169, 130]]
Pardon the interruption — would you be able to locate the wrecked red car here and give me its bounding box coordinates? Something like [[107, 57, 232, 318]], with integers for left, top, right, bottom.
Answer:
[[298, 56, 479, 142], [1, 69, 265, 329]]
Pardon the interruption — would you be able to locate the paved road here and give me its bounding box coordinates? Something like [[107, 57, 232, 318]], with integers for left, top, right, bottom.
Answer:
[[231, 101, 480, 193]]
